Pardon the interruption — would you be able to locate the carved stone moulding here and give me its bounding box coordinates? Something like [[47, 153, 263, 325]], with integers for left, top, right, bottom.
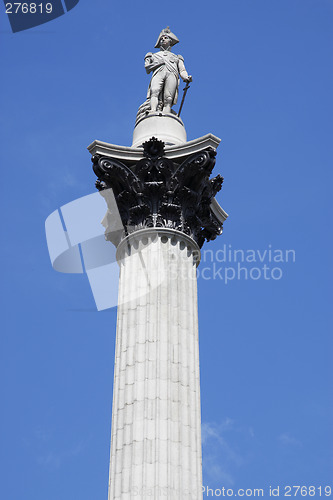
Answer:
[[87, 133, 221, 163], [116, 227, 201, 267], [91, 137, 227, 249]]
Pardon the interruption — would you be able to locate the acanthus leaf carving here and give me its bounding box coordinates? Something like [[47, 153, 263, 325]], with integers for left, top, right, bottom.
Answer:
[[92, 138, 224, 248]]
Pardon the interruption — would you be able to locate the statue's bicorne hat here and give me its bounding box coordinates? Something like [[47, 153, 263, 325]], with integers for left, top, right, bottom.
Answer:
[[155, 26, 179, 48]]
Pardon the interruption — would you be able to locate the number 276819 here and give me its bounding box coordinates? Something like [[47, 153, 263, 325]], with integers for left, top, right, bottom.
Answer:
[[5, 3, 53, 14]]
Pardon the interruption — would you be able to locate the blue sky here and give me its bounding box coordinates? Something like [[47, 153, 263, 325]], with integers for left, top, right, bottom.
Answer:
[[1, 0, 332, 498]]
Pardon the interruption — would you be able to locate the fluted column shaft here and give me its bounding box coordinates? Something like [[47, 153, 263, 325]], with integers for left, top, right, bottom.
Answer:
[[108, 228, 203, 500]]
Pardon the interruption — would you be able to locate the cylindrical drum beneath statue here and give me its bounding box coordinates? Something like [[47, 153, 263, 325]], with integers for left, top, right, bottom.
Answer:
[[108, 228, 203, 500], [132, 113, 187, 147]]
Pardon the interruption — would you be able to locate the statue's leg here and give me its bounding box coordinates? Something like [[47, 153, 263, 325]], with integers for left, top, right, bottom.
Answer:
[[163, 73, 178, 113], [150, 72, 165, 112]]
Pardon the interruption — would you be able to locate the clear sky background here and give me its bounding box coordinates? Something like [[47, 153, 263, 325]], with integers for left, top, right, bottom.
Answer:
[[1, 0, 332, 498]]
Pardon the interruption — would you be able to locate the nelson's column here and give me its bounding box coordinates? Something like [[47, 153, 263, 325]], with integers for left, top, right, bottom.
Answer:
[[88, 27, 228, 500]]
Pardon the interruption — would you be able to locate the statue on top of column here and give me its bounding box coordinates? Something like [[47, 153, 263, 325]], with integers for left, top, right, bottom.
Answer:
[[135, 27, 192, 122]]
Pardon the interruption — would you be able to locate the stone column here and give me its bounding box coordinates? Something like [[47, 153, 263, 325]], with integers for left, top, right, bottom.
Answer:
[[91, 137, 227, 500], [108, 229, 201, 499]]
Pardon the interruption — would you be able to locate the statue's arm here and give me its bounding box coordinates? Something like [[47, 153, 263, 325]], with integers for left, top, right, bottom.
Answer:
[[144, 52, 163, 74], [178, 55, 192, 83]]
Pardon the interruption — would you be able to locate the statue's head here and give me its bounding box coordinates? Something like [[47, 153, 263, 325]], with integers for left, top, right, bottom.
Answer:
[[155, 27, 179, 49]]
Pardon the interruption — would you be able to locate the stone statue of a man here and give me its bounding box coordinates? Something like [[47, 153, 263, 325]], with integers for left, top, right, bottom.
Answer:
[[144, 27, 192, 114]]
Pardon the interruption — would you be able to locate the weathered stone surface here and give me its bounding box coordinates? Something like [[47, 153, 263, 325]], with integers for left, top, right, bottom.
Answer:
[[108, 229, 202, 500]]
